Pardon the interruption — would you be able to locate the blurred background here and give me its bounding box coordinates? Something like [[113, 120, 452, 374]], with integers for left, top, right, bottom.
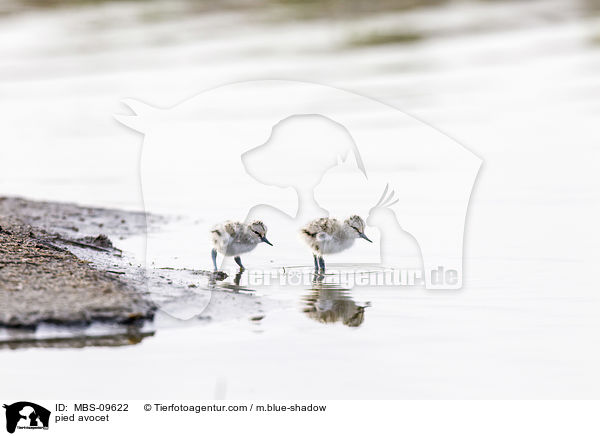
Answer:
[[1, 0, 599, 212]]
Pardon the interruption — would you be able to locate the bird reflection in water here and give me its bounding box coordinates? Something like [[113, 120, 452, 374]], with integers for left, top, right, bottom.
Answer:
[[302, 274, 370, 327], [209, 269, 255, 293]]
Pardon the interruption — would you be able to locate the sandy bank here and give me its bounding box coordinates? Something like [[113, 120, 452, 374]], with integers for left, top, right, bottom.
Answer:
[[0, 197, 157, 328]]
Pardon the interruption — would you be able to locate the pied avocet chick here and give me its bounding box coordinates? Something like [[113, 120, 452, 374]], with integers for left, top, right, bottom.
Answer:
[[300, 215, 372, 272], [210, 220, 272, 271]]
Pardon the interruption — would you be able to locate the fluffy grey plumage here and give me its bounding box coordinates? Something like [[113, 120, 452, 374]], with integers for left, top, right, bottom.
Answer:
[[210, 220, 272, 270], [300, 215, 371, 271]]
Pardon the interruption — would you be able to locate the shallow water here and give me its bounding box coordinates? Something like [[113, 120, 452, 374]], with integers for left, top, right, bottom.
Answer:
[[1, 0, 600, 398]]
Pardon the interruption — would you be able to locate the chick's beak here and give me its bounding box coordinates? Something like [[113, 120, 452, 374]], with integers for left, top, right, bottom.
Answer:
[[359, 232, 372, 243], [261, 236, 273, 246]]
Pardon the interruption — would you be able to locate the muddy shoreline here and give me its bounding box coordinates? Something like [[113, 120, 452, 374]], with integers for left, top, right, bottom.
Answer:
[[0, 196, 287, 350], [0, 197, 161, 329]]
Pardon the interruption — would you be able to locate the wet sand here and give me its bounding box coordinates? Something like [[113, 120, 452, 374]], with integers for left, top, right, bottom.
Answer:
[[0, 196, 276, 349], [0, 197, 158, 329]]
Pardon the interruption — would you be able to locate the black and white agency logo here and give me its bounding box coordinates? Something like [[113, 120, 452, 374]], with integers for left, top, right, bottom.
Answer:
[[3, 402, 50, 434]]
